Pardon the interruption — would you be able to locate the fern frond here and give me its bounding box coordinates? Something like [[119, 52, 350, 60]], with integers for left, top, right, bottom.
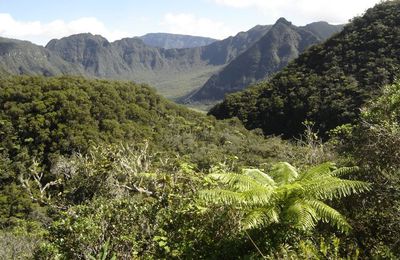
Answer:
[[243, 168, 276, 186], [305, 199, 351, 233], [242, 207, 280, 229], [199, 189, 245, 206], [331, 166, 359, 177], [269, 162, 298, 184], [275, 182, 304, 198], [303, 178, 371, 200], [300, 162, 336, 180], [209, 173, 266, 192], [198, 161, 369, 235], [241, 187, 275, 206], [285, 199, 319, 231]]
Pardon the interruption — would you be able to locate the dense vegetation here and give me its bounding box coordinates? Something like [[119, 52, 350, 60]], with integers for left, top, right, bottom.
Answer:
[[0, 73, 398, 259], [0, 75, 309, 258], [210, 0, 400, 137]]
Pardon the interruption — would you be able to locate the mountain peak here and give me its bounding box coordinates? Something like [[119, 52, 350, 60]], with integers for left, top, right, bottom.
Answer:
[[62, 33, 108, 42], [45, 33, 109, 49], [275, 17, 292, 26]]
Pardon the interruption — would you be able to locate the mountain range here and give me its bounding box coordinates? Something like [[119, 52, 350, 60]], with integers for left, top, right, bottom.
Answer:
[[184, 20, 342, 103], [139, 33, 217, 49], [0, 19, 342, 100]]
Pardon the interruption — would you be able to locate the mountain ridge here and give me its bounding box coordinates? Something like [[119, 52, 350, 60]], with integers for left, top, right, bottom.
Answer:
[[184, 18, 342, 103], [0, 20, 342, 99], [140, 33, 217, 49]]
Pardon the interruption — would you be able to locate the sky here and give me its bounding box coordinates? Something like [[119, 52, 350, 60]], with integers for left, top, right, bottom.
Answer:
[[0, 0, 382, 46]]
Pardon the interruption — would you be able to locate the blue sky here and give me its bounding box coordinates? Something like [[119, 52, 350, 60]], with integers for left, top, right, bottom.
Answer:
[[0, 0, 381, 45]]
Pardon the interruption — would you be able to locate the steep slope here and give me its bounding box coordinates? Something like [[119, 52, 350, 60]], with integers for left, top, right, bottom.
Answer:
[[46, 34, 173, 77], [186, 18, 321, 102], [19, 26, 270, 98], [140, 33, 217, 49], [301, 21, 343, 40], [0, 37, 83, 76], [41, 26, 271, 98], [46, 33, 128, 77], [209, 1, 400, 137], [200, 24, 272, 65]]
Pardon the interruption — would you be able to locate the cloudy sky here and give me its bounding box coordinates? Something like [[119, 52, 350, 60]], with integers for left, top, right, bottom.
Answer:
[[0, 0, 381, 45]]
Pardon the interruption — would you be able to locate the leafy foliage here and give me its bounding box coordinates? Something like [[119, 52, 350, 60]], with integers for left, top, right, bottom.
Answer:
[[0, 75, 307, 258], [200, 162, 370, 232], [33, 144, 251, 259], [0, 66, 397, 258], [335, 80, 400, 257]]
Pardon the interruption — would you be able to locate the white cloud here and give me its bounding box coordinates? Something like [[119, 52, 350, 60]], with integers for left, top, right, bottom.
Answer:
[[161, 13, 235, 39], [212, 0, 382, 24], [0, 13, 130, 45]]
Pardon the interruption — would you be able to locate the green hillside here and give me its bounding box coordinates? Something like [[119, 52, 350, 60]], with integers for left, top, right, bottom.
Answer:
[[0, 75, 311, 258], [0, 76, 287, 169], [0, 37, 84, 76], [209, 0, 400, 137]]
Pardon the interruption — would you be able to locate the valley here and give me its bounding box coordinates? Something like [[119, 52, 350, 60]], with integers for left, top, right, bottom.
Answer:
[[0, 20, 341, 103], [0, 1, 399, 259]]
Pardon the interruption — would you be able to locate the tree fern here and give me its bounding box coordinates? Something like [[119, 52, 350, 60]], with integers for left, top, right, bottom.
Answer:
[[241, 206, 280, 229], [199, 162, 370, 233], [269, 162, 299, 185], [208, 172, 268, 192], [285, 199, 319, 231]]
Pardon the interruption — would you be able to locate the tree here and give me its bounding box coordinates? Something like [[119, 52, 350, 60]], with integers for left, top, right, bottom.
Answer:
[[199, 162, 370, 233]]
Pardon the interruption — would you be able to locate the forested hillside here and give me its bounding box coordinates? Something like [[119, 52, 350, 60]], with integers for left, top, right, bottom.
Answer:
[[210, 0, 400, 137], [0, 76, 288, 169]]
